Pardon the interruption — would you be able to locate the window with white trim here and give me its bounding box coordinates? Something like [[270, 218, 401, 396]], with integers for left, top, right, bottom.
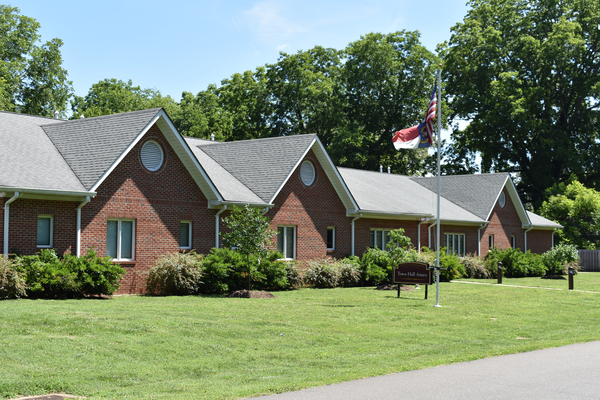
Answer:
[[511, 235, 516, 249], [37, 215, 53, 248], [277, 226, 296, 259], [489, 234, 494, 250], [444, 233, 465, 256], [107, 219, 135, 260], [180, 221, 192, 249], [326, 227, 335, 250], [370, 229, 390, 250]]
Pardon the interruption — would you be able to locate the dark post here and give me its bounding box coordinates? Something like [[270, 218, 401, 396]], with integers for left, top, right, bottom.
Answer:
[[568, 266, 574, 290], [425, 284, 428, 300], [497, 262, 503, 284]]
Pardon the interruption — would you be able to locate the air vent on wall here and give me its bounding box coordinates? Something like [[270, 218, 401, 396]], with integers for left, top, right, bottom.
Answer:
[[141, 140, 164, 172], [300, 161, 315, 186]]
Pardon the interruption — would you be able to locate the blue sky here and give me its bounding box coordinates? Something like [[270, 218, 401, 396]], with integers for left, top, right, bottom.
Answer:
[[11, 0, 471, 100]]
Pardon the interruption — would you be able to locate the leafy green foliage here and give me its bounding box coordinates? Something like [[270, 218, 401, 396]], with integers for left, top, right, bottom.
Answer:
[[443, 0, 600, 206], [417, 247, 465, 281], [485, 248, 546, 278], [460, 255, 491, 279], [0, 5, 72, 116], [12, 248, 125, 298], [0, 258, 26, 299], [222, 205, 277, 291], [540, 244, 580, 276], [146, 252, 203, 296], [284, 261, 303, 289], [539, 179, 600, 249], [303, 258, 361, 289]]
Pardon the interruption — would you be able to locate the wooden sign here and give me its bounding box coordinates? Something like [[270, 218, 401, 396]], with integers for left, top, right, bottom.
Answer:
[[394, 262, 432, 285]]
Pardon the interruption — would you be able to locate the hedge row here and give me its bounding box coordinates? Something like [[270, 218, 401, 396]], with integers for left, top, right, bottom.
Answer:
[[0, 249, 126, 299]]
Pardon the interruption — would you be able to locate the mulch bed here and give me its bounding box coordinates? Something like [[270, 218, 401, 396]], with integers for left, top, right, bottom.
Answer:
[[228, 290, 275, 298], [376, 284, 416, 291]]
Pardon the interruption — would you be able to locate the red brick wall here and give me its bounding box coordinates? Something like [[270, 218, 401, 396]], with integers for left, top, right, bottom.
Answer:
[[266, 150, 352, 260], [526, 229, 554, 254], [1, 198, 78, 256], [354, 218, 420, 257], [80, 125, 214, 294]]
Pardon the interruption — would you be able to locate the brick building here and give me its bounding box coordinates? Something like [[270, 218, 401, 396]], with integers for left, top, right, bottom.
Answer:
[[1, 109, 561, 293]]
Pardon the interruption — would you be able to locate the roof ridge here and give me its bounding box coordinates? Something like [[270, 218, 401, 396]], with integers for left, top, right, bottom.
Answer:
[[201, 133, 317, 147], [0, 110, 58, 121], [337, 166, 411, 178], [39, 108, 163, 127]]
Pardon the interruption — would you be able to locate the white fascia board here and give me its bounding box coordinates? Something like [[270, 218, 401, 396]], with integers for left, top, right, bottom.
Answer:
[[268, 137, 317, 204], [209, 199, 273, 209], [0, 187, 96, 198], [485, 175, 531, 226], [310, 137, 360, 210], [347, 209, 434, 220], [154, 111, 223, 202], [89, 111, 162, 192]]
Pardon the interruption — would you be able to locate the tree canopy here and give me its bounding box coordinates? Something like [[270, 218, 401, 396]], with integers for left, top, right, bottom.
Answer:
[[0, 5, 73, 117], [539, 178, 600, 249], [442, 0, 600, 207]]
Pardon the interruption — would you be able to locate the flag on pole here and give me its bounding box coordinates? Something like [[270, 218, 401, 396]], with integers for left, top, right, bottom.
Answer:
[[392, 77, 438, 149]]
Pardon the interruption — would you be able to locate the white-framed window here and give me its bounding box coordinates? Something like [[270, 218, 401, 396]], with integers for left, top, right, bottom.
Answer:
[[444, 233, 466, 256], [37, 215, 53, 248], [370, 229, 390, 250], [277, 226, 296, 259], [511, 235, 516, 249], [327, 227, 335, 250], [489, 234, 494, 250], [300, 160, 316, 186], [107, 219, 135, 260], [180, 221, 192, 249]]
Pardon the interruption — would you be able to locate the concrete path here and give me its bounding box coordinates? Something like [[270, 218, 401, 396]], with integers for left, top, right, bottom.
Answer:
[[247, 341, 600, 399]]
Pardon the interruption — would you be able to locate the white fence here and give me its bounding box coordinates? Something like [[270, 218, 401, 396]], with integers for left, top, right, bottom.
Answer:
[[578, 250, 600, 272]]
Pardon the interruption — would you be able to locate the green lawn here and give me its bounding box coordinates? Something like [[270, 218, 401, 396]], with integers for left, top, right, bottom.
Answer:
[[1, 280, 599, 400], [457, 271, 600, 292]]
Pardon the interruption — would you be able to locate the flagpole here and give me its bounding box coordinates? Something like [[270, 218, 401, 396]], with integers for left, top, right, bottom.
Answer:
[[435, 68, 442, 308]]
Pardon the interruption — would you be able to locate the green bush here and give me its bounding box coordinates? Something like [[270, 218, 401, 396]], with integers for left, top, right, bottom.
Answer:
[[13, 248, 126, 299], [486, 248, 546, 278], [146, 252, 203, 296], [336, 258, 362, 288], [460, 255, 491, 279], [417, 247, 465, 281], [541, 244, 580, 276], [304, 259, 339, 288], [359, 248, 393, 285], [0, 258, 26, 299], [255, 251, 289, 291], [284, 261, 303, 289]]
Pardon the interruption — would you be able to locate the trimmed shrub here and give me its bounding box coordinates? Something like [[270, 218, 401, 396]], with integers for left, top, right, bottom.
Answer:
[[284, 261, 303, 289], [461, 255, 491, 279], [0, 258, 26, 299], [485, 248, 546, 278], [304, 259, 339, 288], [417, 247, 465, 281], [359, 248, 393, 285], [146, 252, 203, 296], [255, 251, 289, 291], [337, 258, 362, 287], [64, 249, 125, 296], [541, 244, 580, 276]]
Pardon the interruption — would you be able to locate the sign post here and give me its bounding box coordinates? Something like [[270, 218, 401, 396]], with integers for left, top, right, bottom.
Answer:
[[394, 262, 432, 299]]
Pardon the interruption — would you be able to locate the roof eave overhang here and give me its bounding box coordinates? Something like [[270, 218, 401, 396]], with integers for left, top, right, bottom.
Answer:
[[522, 224, 563, 230], [1, 187, 96, 201], [346, 209, 433, 221], [208, 199, 274, 209], [487, 175, 531, 225]]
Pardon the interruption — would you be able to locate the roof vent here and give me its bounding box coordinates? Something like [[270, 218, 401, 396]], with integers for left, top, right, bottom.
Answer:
[[80, 114, 85, 119], [211, 133, 215, 141], [300, 161, 315, 186], [54, 110, 59, 119], [387, 166, 391, 174], [141, 140, 164, 172], [380, 165, 383, 173]]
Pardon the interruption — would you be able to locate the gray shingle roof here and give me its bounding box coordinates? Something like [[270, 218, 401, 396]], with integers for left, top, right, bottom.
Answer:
[[195, 134, 317, 203], [0, 111, 87, 193], [338, 167, 484, 222], [411, 173, 509, 220], [527, 211, 562, 229], [42, 108, 162, 190]]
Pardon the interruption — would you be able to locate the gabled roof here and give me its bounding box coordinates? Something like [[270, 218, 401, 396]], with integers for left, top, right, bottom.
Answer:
[[0, 111, 89, 194], [339, 168, 484, 223], [42, 108, 162, 191], [527, 211, 563, 229], [195, 134, 317, 203], [411, 173, 510, 221]]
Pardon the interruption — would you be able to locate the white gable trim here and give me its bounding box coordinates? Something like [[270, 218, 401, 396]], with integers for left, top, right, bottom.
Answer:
[[486, 175, 531, 227], [267, 136, 359, 211], [88, 110, 222, 202]]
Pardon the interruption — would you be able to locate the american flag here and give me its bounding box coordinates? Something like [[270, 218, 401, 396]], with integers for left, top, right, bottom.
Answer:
[[424, 78, 437, 145]]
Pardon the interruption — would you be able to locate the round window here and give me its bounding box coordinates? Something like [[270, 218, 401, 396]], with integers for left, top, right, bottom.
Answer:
[[498, 191, 506, 208], [141, 140, 164, 171], [300, 161, 315, 186]]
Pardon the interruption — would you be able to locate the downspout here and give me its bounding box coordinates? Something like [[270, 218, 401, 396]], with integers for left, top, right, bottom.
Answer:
[[215, 205, 228, 249], [477, 222, 489, 256], [524, 226, 534, 252], [417, 219, 428, 252], [351, 213, 362, 256], [3, 192, 19, 258], [552, 229, 556, 249], [428, 221, 437, 249], [76, 196, 91, 257]]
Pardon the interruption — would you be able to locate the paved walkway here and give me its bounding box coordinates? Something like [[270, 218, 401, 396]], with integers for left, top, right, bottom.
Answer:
[[247, 341, 600, 399]]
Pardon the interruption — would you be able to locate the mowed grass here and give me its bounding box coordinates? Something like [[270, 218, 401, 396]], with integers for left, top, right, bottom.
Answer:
[[457, 271, 600, 292], [1, 280, 600, 400]]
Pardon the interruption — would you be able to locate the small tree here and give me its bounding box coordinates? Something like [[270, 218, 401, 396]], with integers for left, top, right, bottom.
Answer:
[[221, 205, 276, 291]]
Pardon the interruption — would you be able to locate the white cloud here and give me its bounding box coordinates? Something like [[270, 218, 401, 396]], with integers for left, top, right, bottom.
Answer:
[[243, 2, 308, 47]]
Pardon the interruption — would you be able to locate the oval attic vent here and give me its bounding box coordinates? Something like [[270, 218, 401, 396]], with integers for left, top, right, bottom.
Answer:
[[300, 161, 315, 186], [141, 140, 164, 171]]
